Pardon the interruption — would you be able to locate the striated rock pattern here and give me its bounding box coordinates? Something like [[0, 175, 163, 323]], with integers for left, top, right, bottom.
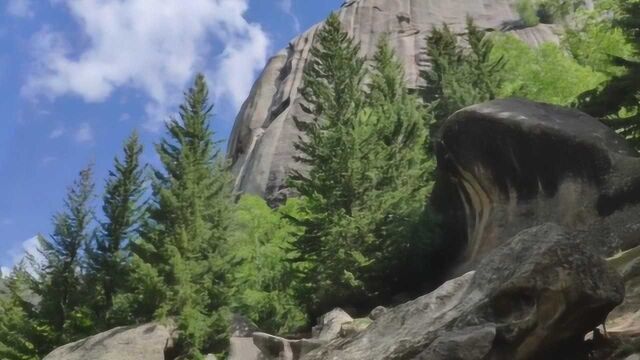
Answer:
[[433, 99, 640, 271], [302, 224, 624, 360], [227, 0, 561, 204]]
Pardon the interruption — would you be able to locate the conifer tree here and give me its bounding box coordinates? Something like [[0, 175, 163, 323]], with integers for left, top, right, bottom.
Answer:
[[87, 132, 145, 328], [34, 165, 95, 344], [131, 74, 232, 358], [288, 12, 367, 312], [422, 18, 505, 132], [290, 17, 436, 315], [0, 266, 49, 360]]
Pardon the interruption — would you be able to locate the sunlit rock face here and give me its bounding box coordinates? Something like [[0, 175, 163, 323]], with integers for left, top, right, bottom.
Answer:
[[227, 0, 560, 205], [432, 99, 640, 271]]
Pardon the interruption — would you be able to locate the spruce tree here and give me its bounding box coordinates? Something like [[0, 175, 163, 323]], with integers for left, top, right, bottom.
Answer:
[[422, 18, 505, 132], [34, 165, 95, 344], [87, 132, 145, 329], [288, 12, 367, 313], [290, 18, 436, 315], [131, 74, 232, 358]]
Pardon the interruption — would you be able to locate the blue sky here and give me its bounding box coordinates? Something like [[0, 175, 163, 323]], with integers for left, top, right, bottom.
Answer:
[[0, 0, 343, 274]]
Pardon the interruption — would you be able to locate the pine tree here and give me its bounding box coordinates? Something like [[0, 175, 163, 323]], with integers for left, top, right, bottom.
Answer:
[[422, 18, 505, 133], [87, 132, 145, 329], [131, 74, 232, 358], [34, 165, 95, 344], [290, 18, 436, 315]]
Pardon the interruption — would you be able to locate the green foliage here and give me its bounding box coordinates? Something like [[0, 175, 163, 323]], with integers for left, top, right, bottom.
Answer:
[[491, 34, 606, 105], [34, 165, 95, 345], [422, 18, 505, 128], [0, 268, 49, 360], [130, 74, 233, 358], [290, 14, 437, 315], [564, 16, 633, 75], [517, 0, 541, 26], [226, 195, 307, 334], [86, 132, 146, 330], [577, 0, 640, 147]]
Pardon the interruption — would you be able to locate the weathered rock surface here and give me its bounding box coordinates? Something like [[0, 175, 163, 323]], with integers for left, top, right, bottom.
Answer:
[[433, 98, 640, 271], [229, 337, 261, 360], [302, 224, 624, 360], [311, 308, 353, 341], [253, 332, 325, 360], [606, 247, 640, 337], [228, 0, 561, 204], [42, 323, 177, 360]]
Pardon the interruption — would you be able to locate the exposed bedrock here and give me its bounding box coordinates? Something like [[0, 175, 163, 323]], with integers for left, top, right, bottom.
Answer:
[[228, 0, 561, 205], [302, 224, 625, 360], [433, 98, 640, 271]]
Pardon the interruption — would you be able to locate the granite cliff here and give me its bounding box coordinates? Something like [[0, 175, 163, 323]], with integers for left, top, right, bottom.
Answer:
[[227, 0, 561, 204]]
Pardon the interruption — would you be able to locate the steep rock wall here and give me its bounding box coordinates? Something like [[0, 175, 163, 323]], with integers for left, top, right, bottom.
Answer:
[[227, 0, 560, 203]]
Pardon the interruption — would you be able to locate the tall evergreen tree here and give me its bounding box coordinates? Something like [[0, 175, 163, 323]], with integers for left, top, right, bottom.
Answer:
[[87, 132, 145, 328], [34, 165, 95, 344], [290, 17, 436, 315], [422, 18, 505, 132], [288, 12, 367, 313], [131, 74, 232, 358]]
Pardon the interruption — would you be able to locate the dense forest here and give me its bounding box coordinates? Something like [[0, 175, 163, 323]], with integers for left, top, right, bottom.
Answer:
[[1, 0, 640, 358]]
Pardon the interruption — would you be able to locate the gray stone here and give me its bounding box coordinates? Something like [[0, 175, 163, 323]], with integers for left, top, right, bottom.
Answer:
[[229, 337, 261, 360], [339, 318, 373, 337], [228, 0, 562, 204], [253, 332, 296, 360], [415, 326, 496, 360], [252, 333, 325, 360], [42, 323, 177, 360], [368, 306, 387, 320], [432, 98, 640, 272], [625, 354, 640, 360], [311, 308, 353, 341], [302, 224, 624, 360]]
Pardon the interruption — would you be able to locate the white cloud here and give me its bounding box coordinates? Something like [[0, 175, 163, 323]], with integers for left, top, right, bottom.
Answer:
[[6, 0, 33, 18], [1, 266, 10, 278], [278, 0, 301, 33], [23, 0, 270, 129], [74, 122, 93, 143], [2, 236, 43, 276], [49, 126, 65, 139], [0, 218, 14, 226]]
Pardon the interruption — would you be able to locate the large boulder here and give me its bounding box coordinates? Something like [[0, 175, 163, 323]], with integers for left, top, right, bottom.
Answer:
[[432, 99, 640, 271], [302, 224, 625, 360], [311, 308, 353, 341], [42, 323, 177, 360], [228, 0, 561, 204]]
